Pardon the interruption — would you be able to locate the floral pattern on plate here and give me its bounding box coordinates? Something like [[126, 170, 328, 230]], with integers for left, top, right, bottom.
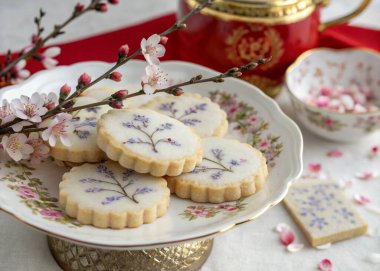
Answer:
[[209, 90, 283, 166], [180, 199, 247, 221], [0, 160, 81, 227]]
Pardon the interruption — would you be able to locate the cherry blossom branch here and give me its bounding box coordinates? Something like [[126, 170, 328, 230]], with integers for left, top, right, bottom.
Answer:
[[0, 0, 214, 132], [55, 0, 214, 106], [0, 0, 107, 78], [0, 57, 270, 135]]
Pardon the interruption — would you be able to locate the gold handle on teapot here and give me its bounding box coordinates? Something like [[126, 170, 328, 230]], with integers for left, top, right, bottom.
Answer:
[[319, 0, 372, 32]]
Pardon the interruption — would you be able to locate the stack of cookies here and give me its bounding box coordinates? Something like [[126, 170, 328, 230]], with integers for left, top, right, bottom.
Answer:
[[58, 89, 268, 229]]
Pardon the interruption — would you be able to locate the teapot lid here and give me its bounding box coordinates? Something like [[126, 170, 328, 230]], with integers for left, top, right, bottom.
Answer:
[[186, 0, 328, 24]]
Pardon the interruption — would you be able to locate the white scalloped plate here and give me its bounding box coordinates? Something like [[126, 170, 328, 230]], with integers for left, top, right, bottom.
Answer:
[[0, 61, 303, 249]]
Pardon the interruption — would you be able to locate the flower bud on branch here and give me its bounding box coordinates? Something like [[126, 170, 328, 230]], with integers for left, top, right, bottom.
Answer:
[[108, 71, 122, 82]]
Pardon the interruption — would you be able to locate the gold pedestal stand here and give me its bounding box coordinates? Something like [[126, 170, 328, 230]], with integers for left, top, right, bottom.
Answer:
[[47, 236, 213, 271]]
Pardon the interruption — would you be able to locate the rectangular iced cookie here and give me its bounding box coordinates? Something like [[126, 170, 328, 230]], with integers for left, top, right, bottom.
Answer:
[[284, 180, 367, 247]]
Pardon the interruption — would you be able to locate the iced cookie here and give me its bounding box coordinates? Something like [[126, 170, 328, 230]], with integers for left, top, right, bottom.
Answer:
[[50, 96, 111, 163], [166, 137, 268, 203], [143, 93, 228, 137], [59, 162, 170, 228], [97, 108, 203, 176], [284, 180, 368, 247]]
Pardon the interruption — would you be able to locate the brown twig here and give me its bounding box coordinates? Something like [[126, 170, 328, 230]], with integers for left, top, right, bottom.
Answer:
[[0, 0, 101, 77], [0, 0, 214, 133]]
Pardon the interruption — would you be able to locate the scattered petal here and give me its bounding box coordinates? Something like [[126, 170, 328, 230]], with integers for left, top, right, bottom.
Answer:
[[355, 171, 378, 181], [319, 258, 332, 271], [308, 163, 321, 173], [316, 243, 331, 250], [353, 194, 371, 205], [366, 253, 380, 264], [369, 146, 379, 158], [287, 243, 304, 253], [327, 149, 343, 157], [274, 223, 290, 233], [280, 229, 295, 246]]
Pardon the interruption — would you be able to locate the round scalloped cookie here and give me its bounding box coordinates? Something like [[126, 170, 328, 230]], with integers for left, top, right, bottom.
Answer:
[[166, 137, 268, 203], [143, 93, 228, 138], [59, 161, 170, 228], [49, 96, 111, 163], [97, 108, 203, 177]]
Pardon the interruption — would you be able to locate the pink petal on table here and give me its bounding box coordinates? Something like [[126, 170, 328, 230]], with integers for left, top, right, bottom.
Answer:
[[369, 146, 379, 157], [274, 222, 290, 233], [280, 229, 295, 246], [327, 149, 343, 157], [287, 243, 304, 253], [355, 171, 378, 180], [353, 194, 371, 205], [319, 258, 332, 271], [316, 243, 332, 250], [308, 163, 321, 173], [367, 253, 380, 264]]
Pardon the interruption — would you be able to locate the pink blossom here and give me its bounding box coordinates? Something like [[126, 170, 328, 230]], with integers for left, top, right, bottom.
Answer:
[[355, 171, 378, 181], [141, 65, 169, 94], [353, 194, 371, 205], [41, 113, 73, 147], [338, 179, 355, 189], [39, 209, 64, 219], [327, 149, 343, 158], [319, 259, 332, 271], [308, 163, 321, 173], [141, 34, 166, 65], [0, 99, 16, 124], [1, 133, 33, 161], [40, 47, 61, 69], [10, 59, 30, 83], [26, 132, 50, 165], [280, 229, 295, 246], [11, 93, 47, 123], [41, 92, 57, 110], [17, 186, 39, 200]]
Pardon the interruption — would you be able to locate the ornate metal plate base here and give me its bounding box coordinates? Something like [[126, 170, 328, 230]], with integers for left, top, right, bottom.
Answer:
[[47, 236, 213, 271]]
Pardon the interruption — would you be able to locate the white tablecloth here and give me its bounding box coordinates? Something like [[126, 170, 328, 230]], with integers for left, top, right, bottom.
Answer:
[[1, 1, 379, 270]]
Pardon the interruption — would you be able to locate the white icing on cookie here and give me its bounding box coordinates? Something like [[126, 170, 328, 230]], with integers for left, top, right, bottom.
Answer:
[[178, 138, 262, 186], [144, 93, 227, 137], [60, 162, 168, 212], [99, 108, 200, 160]]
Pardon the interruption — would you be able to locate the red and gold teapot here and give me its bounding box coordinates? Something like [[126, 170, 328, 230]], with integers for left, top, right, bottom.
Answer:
[[177, 0, 371, 96]]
